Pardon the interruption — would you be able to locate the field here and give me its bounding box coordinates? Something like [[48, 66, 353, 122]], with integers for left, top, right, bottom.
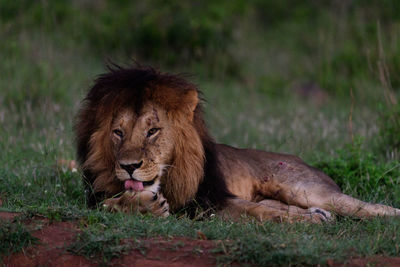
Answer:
[[1, 1, 400, 265]]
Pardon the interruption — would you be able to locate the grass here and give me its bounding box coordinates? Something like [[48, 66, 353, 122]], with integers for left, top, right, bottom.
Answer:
[[0, 219, 38, 257], [314, 139, 400, 206], [1, 1, 400, 265]]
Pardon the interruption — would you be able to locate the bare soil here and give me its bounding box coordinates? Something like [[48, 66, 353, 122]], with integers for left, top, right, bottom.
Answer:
[[1, 211, 400, 267], [0, 212, 221, 266]]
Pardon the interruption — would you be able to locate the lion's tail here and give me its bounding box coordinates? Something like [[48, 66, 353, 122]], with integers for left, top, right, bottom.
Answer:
[[325, 193, 400, 218]]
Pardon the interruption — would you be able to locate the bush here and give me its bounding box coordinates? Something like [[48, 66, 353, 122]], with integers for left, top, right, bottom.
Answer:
[[0, 0, 246, 68], [253, 0, 400, 97]]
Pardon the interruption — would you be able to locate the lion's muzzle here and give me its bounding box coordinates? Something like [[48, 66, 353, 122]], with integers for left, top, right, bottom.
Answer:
[[119, 160, 143, 176]]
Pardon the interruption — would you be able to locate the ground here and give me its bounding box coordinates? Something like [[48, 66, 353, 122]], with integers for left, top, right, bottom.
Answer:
[[2, 212, 400, 267]]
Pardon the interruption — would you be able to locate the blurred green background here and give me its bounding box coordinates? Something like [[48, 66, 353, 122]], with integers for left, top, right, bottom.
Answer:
[[0, 0, 399, 208]]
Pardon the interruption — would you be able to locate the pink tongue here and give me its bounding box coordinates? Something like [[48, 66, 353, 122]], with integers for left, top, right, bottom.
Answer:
[[124, 179, 144, 191]]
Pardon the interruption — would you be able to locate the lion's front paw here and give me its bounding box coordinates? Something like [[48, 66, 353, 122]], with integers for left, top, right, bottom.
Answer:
[[103, 197, 123, 212], [145, 192, 170, 218], [103, 190, 169, 217], [308, 207, 334, 223]]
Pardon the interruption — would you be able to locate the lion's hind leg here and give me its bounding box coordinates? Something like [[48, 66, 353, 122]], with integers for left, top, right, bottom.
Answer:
[[310, 192, 400, 218], [222, 198, 332, 223], [282, 187, 400, 218]]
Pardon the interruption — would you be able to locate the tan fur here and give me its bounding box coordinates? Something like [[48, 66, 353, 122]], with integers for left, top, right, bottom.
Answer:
[[83, 115, 120, 195], [163, 114, 204, 210], [215, 145, 400, 220]]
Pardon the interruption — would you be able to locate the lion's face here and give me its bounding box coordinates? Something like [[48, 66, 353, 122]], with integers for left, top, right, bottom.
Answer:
[[111, 103, 174, 191], [77, 67, 208, 209]]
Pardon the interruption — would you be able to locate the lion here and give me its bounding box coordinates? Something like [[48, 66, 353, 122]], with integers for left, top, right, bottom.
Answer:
[[76, 65, 400, 223]]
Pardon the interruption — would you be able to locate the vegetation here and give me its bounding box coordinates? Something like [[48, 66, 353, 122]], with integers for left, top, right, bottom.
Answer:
[[0, 219, 38, 257], [1, 0, 399, 265], [314, 140, 400, 206]]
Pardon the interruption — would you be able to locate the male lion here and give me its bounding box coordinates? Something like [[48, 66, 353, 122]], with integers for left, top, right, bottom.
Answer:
[[76, 66, 400, 223]]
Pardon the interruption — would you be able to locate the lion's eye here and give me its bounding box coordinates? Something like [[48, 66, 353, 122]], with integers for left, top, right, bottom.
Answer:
[[147, 128, 160, 137], [113, 129, 124, 138]]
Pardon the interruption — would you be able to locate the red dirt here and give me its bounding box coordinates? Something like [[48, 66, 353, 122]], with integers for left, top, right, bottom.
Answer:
[[2, 218, 95, 267], [0, 212, 19, 221], [2, 211, 400, 266], [1, 212, 220, 266], [113, 238, 222, 267]]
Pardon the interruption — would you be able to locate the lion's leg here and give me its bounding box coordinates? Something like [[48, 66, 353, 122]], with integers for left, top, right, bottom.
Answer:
[[329, 193, 400, 217], [306, 192, 400, 218], [279, 185, 400, 218], [220, 198, 332, 223]]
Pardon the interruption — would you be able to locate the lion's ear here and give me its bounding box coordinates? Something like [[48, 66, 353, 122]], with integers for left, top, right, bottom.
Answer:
[[184, 90, 198, 121]]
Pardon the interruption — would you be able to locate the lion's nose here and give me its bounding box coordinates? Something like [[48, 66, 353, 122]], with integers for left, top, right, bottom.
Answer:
[[119, 161, 143, 175]]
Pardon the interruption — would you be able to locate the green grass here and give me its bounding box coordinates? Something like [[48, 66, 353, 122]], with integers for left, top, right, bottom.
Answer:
[[314, 140, 400, 206], [1, 0, 400, 265], [0, 219, 38, 257]]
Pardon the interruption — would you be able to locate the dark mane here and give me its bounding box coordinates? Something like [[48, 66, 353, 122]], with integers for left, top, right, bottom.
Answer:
[[75, 65, 234, 211], [184, 139, 235, 217]]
